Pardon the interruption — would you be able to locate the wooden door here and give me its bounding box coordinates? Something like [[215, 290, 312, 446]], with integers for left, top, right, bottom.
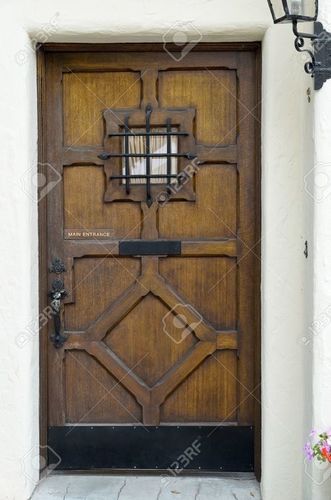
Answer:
[[40, 44, 260, 473]]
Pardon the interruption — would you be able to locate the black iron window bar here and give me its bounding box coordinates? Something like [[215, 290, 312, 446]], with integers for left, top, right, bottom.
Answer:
[[98, 104, 196, 206]]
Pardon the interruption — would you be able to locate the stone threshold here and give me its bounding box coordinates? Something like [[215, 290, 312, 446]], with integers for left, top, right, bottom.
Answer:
[[30, 473, 261, 499]]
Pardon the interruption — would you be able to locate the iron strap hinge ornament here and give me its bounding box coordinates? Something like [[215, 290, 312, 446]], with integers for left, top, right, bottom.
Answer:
[[49, 258, 67, 348]]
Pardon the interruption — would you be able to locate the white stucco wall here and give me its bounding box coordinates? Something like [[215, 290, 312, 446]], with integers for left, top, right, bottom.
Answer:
[[0, 5, 39, 500], [311, 1, 331, 499], [0, 0, 323, 499], [262, 26, 314, 500]]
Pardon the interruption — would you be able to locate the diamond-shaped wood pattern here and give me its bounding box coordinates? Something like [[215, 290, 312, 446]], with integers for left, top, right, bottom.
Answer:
[[66, 257, 238, 425]]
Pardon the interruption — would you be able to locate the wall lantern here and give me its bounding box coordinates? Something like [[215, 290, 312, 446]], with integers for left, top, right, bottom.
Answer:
[[267, 0, 331, 89]]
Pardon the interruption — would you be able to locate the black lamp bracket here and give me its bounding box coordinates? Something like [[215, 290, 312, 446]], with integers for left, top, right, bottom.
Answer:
[[314, 22, 331, 90], [292, 20, 331, 90]]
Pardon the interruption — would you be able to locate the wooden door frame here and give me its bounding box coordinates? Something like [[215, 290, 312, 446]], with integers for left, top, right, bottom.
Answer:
[[37, 42, 261, 477]]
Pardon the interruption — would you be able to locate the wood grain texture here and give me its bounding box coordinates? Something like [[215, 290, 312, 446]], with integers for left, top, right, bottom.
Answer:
[[37, 48, 48, 458], [65, 350, 142, 423], [158, 70, 237, 146], [159, 257, 237, 330], [158, 165, 237, 240], [42, 46, 260, 460], [63, 166, 141, 238], [160, 351, 238, 422], [64, 257, 140, 331], [42, 42, 260, 52], [105, 293, 197, 387], [63, 71, 141, 146]]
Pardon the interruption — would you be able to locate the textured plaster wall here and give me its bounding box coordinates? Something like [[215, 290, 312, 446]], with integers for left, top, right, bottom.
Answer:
[[262, 26, 314, 500], [0, 5, 39, 500], [311, 1, 331, 499], [0, 0, 318, 499]]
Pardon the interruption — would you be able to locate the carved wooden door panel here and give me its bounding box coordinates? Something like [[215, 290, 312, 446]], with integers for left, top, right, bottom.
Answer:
[[42, 45, 260, 473]]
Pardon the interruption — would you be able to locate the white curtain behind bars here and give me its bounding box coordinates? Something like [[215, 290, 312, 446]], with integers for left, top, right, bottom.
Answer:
[[122, 128, 178, 184]]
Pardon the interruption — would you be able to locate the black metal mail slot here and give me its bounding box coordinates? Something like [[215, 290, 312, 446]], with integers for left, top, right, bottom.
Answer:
[[119, 240, 181, 256]]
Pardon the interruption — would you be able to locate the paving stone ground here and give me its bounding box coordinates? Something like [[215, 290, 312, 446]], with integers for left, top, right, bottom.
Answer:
[[31, 474, 261, 499]]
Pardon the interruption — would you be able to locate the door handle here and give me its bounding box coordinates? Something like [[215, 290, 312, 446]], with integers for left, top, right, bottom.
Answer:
[[49, 278, 67, 348]]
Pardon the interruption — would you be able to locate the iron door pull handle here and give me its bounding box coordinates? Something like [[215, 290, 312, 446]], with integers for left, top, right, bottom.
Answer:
[[49, 278, 67, 348]]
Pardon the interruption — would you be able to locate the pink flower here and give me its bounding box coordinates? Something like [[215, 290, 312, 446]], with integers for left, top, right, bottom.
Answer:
[[304, 442, 314, 461], [304, 429, 331, 464]]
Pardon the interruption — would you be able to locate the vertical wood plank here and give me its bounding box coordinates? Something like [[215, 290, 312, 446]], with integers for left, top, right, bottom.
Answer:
[[46, 53, 66, 425], [236, 51, 260, 425], [37, 47, 48, 463]]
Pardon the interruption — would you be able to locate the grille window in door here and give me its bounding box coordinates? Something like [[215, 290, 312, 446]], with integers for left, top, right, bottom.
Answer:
[[120, 125, 178, 185], [43, 47, 260, 474], [98, 103, 197, 205]]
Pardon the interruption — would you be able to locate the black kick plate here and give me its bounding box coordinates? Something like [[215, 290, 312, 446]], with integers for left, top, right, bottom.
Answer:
[[119, 240, 181, 256], [48, 426, 254, 472]]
